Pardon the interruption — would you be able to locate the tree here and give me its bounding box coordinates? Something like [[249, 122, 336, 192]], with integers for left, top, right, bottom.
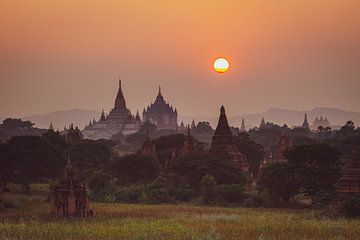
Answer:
[[257, 162, 297, 202], [88, 170, 113, 201], [111, 154, 161, 185], [64, 139, 115, 182], [200, 174, 217, 204], [284, 143, 341, 203], [0, 136, 63, 191], [168, 153, 246, 190], [234, 133, 264, 177]]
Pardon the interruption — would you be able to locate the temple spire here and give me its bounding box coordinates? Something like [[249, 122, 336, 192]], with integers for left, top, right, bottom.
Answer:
[[156, 86, 164, 101], [302, 114, 310, 128], [260, 117, 266, 128], [49, 122, 54, 131], [114, 79, 127, 110], [240, 118, 246, 132], [100, 108, 106, 121], [213, 105, 232, 136]]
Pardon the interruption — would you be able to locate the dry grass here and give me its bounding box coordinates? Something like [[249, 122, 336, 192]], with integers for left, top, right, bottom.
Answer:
[[0, 198, 359, 240]]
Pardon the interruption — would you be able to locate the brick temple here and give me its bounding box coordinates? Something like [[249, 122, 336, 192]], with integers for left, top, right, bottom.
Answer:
[[333, 152, 360, 204], [210, 106, 249, 174], [50, 158, 90, 217]]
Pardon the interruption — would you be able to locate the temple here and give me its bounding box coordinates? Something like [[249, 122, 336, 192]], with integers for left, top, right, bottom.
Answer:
[[259, 117, 266, 128], [274, 135, 293, 161], [210, 106, 249, 174], [312, 116, 330, 129], [240, 118, 246, 132], [143, 86, 178, 130], [82, 80, 142, 139], [181, 126, 195, 156], [302, 114, 310, 128], [50, 158, 90, 217], [140, 131, 157, 157], [333, 152, 360, 205]]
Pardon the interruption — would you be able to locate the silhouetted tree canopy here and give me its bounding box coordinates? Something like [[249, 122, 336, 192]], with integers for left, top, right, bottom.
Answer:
[[168, 153, 246, 190], [111, 154, 161, 185], [234, 133, 264, 177]]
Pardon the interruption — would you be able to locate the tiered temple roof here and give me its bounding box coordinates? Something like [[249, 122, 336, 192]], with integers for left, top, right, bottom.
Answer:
[[143, 86, 178, 130], [50, 158, 90, 217], [210, 106, 249, 173]]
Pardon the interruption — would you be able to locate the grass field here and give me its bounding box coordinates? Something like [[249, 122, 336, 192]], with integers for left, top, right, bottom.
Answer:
[[1, 194, 359, 240]]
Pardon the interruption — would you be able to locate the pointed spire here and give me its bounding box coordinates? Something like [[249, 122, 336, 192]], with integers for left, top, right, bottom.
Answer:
[[156, 86, 164, 101], [260, 117, 266, 128], [100, 108, 106, 121], [214, 105, 232, 136], [49, 122, 54, 131], [191, 119, 196, 128], [114, 78, 127, 110], [240, 118, 246, 132], [302, 114, 310, 128], [135, 110, 141, 121]]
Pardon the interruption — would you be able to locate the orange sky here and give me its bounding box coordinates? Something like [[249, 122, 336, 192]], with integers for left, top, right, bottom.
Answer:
[[1, 0, 360, 118]]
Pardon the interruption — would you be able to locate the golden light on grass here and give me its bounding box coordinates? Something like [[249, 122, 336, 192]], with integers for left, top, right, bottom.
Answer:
[[213, 58, 229, 73]]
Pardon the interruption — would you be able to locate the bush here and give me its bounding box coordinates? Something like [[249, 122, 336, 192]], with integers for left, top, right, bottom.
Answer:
[[340, 196, 360, 218], [116, 185, 145, 203], [200, 174, 217, 204], [88, 171, 113, 201], [213, 184, 246, 204], [148, 188, 170, 204]]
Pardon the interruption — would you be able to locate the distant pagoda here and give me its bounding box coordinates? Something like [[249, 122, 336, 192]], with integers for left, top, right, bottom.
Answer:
[[82, 80, 142, 140], [210, 106, 249, 174], [240, 118, 246, 132], [302, 114, 310, 129], [143, 86, 178, 130]]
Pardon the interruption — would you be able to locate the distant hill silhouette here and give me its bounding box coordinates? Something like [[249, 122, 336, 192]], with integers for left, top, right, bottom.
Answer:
[[13, 107, 359, 131], [180, 107, 360, 129], [23, 109, 100, 130]]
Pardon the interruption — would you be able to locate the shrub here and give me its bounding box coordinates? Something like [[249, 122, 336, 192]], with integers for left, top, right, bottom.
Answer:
[[88, 171, 113, 201], [116, 185, 145, 203], [200, 174, 217, 204], [214, 184, 246, 204], [340, 196, 360, 218]]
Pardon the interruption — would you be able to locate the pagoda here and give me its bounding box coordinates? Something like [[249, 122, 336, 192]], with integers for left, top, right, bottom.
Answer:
[[50, 158, 90, 217], [82, 80, 142, 140], [333, 152, 360, 204], [143, 86, 178, 130], [140, 131, 157, 157], [210, 106, 249, 174], [302, 114, 310, 129], [181, 126, 195, 156]]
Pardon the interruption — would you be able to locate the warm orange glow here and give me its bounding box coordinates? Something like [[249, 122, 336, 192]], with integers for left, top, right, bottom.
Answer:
[[214, 58, 229, 73]]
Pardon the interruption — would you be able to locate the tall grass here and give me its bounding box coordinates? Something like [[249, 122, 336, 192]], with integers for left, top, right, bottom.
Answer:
[[1, 200, 359, 240]]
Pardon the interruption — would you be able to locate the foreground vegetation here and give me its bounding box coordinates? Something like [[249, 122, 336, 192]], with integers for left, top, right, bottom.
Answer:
[[1, 194, 360, 240]]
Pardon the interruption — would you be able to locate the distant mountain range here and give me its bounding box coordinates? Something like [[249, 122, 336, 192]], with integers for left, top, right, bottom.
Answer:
[[1, 107, 357, 130], [180, 107, 360, 129], [22, 109, 100, 130]]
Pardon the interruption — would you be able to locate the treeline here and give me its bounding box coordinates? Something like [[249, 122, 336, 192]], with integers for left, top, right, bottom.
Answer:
[[1, 120, 360, 217]]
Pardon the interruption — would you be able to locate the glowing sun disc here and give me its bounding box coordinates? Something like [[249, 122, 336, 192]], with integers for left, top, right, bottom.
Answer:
[[213, 58, 229, 73]]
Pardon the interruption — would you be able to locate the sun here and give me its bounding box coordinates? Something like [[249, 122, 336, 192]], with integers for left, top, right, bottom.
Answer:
[[213, 58, 229, 73]]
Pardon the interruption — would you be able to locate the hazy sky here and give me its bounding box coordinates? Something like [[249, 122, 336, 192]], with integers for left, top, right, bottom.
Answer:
[[1, 0, 360, 118]]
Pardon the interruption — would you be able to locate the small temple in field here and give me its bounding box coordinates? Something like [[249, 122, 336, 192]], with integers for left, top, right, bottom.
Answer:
[[50, 158, 90, 217], [210, 106, 249, 174]]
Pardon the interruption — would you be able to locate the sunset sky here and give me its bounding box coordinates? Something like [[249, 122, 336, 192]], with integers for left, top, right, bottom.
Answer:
[[1, 0, 360, 119]]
